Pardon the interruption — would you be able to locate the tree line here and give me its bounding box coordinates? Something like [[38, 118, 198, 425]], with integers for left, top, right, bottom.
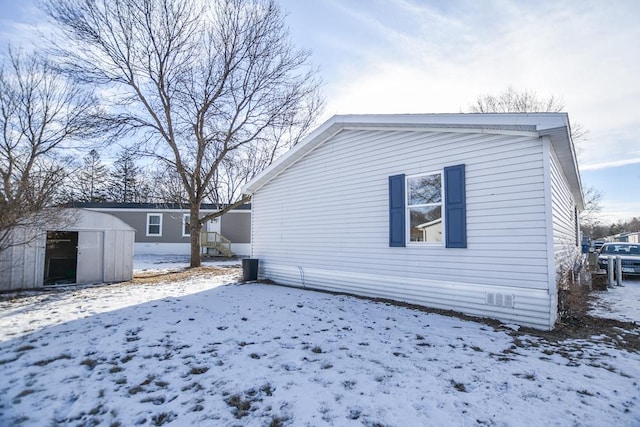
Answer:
[[583, 217, 640, 240], [62, 149, 153, 204], [60, 148, 229, 205]]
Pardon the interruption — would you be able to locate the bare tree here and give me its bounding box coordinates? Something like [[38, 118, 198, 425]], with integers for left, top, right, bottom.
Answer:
[[42, 0, 323, 266], [470, 87, 565, 114], [146, 163, 188, 204], [578, 186, 604, 236], [0, 47, 98, 256]]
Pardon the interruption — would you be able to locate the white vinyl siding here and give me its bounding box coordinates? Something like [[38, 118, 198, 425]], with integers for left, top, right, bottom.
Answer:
[[251, 128, 554, 328], [549, 145, 579, 269]]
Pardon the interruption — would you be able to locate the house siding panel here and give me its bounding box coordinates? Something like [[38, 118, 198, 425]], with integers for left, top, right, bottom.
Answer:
[[550, 146, 579, 271], [252, 129, 554, 328], [220, 211, 251, 244], [99, 210, 196, 243]]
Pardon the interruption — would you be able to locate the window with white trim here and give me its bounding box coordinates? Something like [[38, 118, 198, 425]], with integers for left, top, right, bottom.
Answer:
[[146, 213, 162, 236], [407, 172, 443, 243], [182, 214, 191, 237]]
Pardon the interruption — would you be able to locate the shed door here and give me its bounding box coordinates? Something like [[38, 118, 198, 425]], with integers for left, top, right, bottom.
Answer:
[[44, 231, 78, 284], [76, 231, 104, 284]]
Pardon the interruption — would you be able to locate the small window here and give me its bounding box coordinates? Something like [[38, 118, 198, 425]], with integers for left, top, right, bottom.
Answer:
[[146, 213, 162, 236], [182, 214, 190, 237], [407, 172, 443, 243]]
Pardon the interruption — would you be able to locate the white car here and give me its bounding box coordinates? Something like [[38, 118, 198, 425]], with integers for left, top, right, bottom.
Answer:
[[597, 242, 640, 277]]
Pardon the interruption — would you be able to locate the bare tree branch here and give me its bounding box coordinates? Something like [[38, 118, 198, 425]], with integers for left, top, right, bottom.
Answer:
[[0, 47, 98, 255]]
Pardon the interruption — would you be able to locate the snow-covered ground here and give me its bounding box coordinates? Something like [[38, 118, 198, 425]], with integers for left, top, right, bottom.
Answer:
[[0, 257, 639, 426], [589, 277, 640, 323]]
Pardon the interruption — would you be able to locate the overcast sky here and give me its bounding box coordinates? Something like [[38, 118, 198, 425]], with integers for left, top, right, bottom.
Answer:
[[1, 0, 638, 223]]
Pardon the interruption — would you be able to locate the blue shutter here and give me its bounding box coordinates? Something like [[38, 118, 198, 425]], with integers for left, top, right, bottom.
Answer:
[[389, 174, 405, 247], [444, 164, 467, 248]]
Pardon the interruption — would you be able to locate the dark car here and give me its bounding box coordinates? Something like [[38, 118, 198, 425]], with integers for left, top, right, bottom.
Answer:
[[597, 242, 640, 276]]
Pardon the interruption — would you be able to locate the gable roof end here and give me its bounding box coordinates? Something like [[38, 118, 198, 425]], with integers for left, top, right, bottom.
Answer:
[[243, 113, 584, 209]]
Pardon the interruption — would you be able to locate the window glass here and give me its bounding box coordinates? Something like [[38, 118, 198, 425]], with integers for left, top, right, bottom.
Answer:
[[407, 173, 443, 243], [147, 214, 161, 236], [408, 174, 442, 205]]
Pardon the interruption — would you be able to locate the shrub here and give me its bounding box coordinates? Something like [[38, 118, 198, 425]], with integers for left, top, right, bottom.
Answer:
[[557, 251, 591, 324]]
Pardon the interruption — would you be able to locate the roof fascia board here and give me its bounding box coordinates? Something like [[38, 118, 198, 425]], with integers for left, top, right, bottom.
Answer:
[[341, 124, 540, 138], [336, 112, 570, 130], [539, 125, 584, 209], [242, 119, 345, 194]]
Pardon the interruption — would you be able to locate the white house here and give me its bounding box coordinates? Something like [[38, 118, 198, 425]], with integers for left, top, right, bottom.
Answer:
[[0, 209, 135, 291], [243, 113, 584, 330]]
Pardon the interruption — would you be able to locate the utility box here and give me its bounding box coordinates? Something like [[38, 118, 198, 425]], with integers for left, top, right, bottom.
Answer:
[[242, 258, 259, 281]]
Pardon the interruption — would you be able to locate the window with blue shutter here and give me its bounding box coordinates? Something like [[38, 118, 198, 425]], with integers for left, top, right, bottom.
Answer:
[[390, 165, 466, 248], [444, 164, 467, 248], [389, 174, 405, 247]]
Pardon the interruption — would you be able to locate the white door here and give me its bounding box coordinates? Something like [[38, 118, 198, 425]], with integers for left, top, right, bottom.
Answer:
[[76, 231, 104, 284], [206, 217, 221, 234], [203, 218, 222, 255]]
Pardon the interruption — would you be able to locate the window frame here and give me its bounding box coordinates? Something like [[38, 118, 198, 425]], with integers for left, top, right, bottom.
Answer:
[[182, 213, 191, 237], [405, 171, 444, 245], [146, 213, 163, 237]]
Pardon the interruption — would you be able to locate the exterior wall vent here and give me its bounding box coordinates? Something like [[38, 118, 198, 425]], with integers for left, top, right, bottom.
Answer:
[[486, 292, 515, 308]]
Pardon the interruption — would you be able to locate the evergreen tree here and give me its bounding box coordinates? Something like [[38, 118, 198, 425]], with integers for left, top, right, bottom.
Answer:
[[108, 149, 143, 203], [74, 149, 109, 202]]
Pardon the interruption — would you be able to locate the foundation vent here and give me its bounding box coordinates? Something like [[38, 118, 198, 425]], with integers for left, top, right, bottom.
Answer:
[[486, 292, 515, 308]]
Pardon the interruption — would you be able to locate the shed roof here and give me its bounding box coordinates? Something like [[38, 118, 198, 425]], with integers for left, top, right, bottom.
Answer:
[[243, 113, 584, 209], [64, 209, 136, 231]]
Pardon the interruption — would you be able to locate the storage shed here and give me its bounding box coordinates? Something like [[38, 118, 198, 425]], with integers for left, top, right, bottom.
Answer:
[[243, 113, 584, 330], [0, 209, 135, 291]]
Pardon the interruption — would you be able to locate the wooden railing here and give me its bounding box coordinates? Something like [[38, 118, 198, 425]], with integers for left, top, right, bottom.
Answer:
[[200, 231, 234, 257]]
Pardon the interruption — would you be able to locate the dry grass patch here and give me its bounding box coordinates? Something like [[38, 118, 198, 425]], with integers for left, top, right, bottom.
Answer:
[[133, 267, 241, 284]]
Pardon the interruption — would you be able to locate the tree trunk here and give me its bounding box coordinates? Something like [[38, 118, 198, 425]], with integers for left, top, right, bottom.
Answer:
[[189, 206, 202, 268]]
